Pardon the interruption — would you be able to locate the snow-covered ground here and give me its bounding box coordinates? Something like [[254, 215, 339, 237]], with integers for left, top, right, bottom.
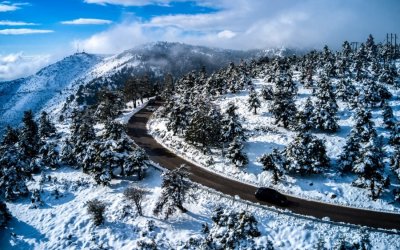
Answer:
[[2, 167, 399, 249], [148, 77, 400, 213]]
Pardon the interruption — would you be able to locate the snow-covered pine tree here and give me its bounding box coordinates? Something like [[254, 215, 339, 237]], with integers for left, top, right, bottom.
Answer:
[[205, 207, 261, 249], [103, 121, 125, 141], [19, 110, 40, 158], [60, 138, 76, 166], [365, 34, 378, 62], [285, 132, 330, 175], [338, 134, 361, 172], [0, 148, 29, 201], [390, 146, 400, 181], [38, 111, 56, 139], [351, 108, 377, 143], [185, 99, 222, 150], [153, 165, 194, 219], [382, 101, 396, 129], [261, 85, 273, 100], [123, 146, 148, 180], [361, 79, 391, 107], [247, 87, 261, 114], [39, 141, 59, 169], [259, 148, 285, 184], [313, 77, 339, 132], [335, 78, 356, 103], [221, 102, 246, 144], [1, 125, 19, 146], [295, 97, 314, 131], [226, 136, 248, 168], [95, 90, 124, 122], [352, 136, 386, 199], [270, 75, 297, 129], [389, 122, 400, 146]]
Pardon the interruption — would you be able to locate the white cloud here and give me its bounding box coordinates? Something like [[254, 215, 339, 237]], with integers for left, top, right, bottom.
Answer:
[[84, 0, 176, 6], [217, 30, 236, 39], [0, 52, 51, 81], [75, 0, 400, 53], [0, 2, 29, 12], [0, 3, 18, 12], [0, 28, 54, 35], [0, 20, 37, 26], [61, 18, 112, 25]]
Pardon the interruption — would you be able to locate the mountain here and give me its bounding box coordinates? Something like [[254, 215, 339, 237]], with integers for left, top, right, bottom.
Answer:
[[0, 42, 287, 134], [0, 53, 104, 132]]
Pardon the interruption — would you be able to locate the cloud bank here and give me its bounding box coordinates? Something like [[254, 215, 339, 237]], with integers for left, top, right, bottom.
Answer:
[[77, 0, 400, 54], [0, 52, 51, 81]]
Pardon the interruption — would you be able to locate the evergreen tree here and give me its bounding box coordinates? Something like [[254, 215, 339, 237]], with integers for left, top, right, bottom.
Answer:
[[95, 90, 125, 122], [389, 123, 400, 145], [351, 108, 376, 143], [185, 100, 222, 150], [205, 207, 261, 249], [260, 85, 273, 100], [259, 148, 285, 184], [336, 78, 356, 103], [390, 146, 400, 181], [247, 87, 261, 114], [338, 134, 361, 172], [38, 111, 56, 139], [19, 110, 40, 158], [361, 79, 391, 107], [221, 102, 246, 143], [60, 139, 76, 166], [1, 126, 19, 146], [285, 132, 330, 175], [39, 141, 59, 169], [270, 76, 297, 128], [153, 165, 194, 219], [295, 97, 314, 131], [313, 78, 339, 132], [123, 146, 148, 180], [226, 136, 248, 168], [353, 136, 386, 199], [382, 101, 395, 129]]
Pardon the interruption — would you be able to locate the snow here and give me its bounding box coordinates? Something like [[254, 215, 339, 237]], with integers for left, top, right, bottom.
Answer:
[[148, 77, 400, 213], [2, 167, 399, 249]]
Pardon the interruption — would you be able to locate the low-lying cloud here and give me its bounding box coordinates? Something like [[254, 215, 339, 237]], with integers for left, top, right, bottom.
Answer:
[[0, 52, 51, 81]]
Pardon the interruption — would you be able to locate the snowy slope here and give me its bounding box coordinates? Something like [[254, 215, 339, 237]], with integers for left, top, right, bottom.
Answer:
[[0, 42, 263, 135], [0, 53, 104, 132], [2, 167, 399, 249]]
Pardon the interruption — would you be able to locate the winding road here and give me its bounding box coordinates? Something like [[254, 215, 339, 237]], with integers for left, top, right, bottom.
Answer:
[[127, 100, 400, 231]]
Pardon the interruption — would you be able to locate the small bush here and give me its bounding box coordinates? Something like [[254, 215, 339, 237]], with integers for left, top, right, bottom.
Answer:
[[124, 186, 148, 216], [86, 199, 106, 226]]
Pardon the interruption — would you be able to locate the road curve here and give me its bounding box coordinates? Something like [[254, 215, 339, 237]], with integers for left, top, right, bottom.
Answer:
[[127, 100, 400, 231]]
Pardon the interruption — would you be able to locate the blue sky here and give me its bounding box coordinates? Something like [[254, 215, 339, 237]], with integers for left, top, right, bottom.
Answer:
[[0, 0, 399, 80]]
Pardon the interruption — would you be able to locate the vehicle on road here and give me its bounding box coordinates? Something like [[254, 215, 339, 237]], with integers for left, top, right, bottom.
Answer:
[[255, 187, 288, 206]]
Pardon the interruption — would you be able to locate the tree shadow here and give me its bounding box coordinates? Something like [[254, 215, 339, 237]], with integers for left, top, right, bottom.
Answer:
[[0, 218, 47, 250]]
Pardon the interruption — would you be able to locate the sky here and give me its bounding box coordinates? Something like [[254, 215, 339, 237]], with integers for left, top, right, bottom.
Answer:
[[0, 0, 399, 81]]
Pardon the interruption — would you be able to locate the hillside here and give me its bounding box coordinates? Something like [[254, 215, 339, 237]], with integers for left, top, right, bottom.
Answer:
[[0, 42, 264, 135]]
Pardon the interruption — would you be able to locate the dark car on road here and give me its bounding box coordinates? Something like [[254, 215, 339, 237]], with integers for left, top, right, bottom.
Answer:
[[255, 187, 288, 206]]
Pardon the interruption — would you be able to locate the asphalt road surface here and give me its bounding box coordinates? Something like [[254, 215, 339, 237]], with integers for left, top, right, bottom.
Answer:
[[127, 100, 400, 231]]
